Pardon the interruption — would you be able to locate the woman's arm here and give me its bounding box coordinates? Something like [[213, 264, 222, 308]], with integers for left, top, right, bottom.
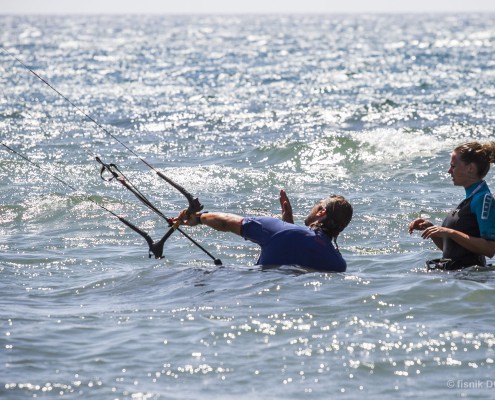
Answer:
[[421, 226, 495, 258]]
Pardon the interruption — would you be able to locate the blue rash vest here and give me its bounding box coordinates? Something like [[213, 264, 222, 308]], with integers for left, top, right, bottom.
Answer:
[[468, 181, 495, 241], [240, 216, 347, 272], [441, 180, 495, 268]]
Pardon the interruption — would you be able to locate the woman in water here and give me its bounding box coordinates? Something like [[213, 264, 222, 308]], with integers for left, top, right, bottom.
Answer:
[[409, 141, 495, 269]]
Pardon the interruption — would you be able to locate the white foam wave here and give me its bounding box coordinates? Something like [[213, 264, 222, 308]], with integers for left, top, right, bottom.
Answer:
[[350, 128, 451, 164]]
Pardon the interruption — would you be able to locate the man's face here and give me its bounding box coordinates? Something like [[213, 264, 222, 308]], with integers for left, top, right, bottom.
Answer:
[[304, 201, 325, 226]]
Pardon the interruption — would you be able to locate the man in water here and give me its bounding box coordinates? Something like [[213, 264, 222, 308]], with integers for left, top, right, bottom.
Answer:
[[175, 190, 353, 272]]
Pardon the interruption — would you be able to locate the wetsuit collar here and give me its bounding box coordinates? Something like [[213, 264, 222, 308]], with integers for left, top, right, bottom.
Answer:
[[465, 180, 485, 199]]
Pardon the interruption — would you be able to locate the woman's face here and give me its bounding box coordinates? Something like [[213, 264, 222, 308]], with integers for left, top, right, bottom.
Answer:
[[448, 151, 476, 187]]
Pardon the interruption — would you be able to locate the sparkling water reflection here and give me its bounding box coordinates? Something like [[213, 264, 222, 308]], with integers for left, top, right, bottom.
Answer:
[[1, 13, 495, 399]]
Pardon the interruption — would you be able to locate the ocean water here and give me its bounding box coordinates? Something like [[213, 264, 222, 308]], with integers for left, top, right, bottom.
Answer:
[[1, 13, 495, 399]]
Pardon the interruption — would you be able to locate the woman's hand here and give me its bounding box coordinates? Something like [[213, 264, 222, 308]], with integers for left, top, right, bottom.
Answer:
[[408, 218, 433, 234]]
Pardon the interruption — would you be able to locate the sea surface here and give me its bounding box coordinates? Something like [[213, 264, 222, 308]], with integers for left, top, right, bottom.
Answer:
[[1, 13, 495, 399]]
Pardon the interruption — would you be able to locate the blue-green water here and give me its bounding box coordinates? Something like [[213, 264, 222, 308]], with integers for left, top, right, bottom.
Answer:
[[1, 14, 495, 399]]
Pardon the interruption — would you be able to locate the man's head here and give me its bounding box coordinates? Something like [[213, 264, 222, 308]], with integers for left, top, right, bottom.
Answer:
[[304, 195, 353, 239]]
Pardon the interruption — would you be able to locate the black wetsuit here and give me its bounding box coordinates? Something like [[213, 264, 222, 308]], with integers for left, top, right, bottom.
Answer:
[[439, 181, 495, 269]]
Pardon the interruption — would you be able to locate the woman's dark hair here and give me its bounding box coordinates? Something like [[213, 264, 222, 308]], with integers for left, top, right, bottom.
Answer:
[[314, 195, 353, 250], [455, 141, 495, 179]]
